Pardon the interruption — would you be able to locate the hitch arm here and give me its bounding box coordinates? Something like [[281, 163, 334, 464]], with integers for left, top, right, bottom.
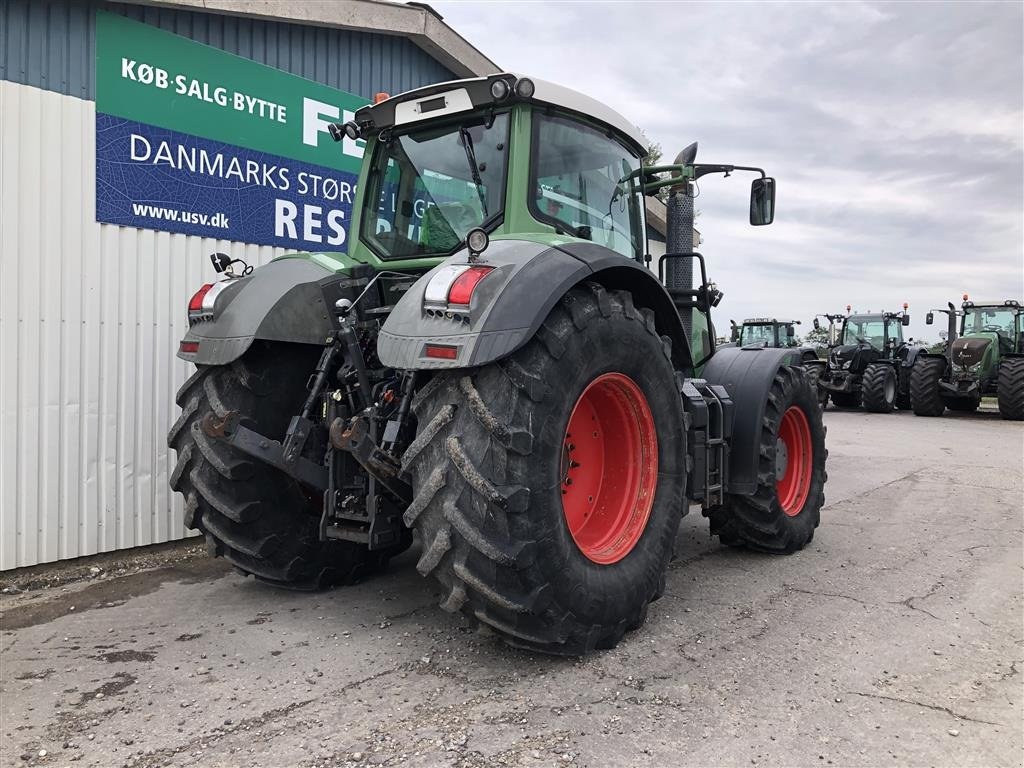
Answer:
[[202, 411, 328, 491]]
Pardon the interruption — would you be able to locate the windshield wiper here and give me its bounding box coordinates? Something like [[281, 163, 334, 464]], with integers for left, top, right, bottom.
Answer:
[[459, 126, 489, 217]]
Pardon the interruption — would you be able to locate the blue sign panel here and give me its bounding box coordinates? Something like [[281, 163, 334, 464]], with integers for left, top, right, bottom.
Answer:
[[95, 114, 358, 250]]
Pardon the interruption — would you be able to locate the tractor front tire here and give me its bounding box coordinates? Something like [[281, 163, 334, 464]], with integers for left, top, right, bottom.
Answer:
[[804, 365, 829, 410], [709, 366, 826, 553], [861, 362, 897, 413], [168, 343, 408, 589], [997, 357, 1024, 420], [403, 284, 686, 655], [910, 357, 946, 417]]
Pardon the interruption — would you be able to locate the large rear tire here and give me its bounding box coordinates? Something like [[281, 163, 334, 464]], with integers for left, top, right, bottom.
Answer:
[[168, 343, 408, 589], [997, 357, 1024, 420], [910, 356, 946, 416], [403, 284, 686, 655], [708, 367, 826, 553], [861, 362, 896, 413]]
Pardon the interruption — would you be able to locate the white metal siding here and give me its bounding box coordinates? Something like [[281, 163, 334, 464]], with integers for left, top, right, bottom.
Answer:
[[0, 80, 286, 570]]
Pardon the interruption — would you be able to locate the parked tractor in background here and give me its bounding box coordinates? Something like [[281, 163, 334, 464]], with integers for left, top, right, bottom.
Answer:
[[818, 305, 917, 412], [168, 73, 828, 656], [910, 296, 1024, 419], [730, 318, 826, 406]]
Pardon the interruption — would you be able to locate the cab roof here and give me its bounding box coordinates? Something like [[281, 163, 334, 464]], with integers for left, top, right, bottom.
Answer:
[[354, 72, 647, 156]]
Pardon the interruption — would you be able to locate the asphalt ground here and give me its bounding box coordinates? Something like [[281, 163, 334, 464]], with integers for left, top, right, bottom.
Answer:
[[2, 406, 1022, 768]]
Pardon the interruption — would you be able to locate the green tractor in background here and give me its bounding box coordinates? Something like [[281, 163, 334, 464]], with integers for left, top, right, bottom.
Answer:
[[910, 296, 1024, 419], [168, 73, 828, 656], [816, 305, 916, 412], [730, 318, 827, 406]]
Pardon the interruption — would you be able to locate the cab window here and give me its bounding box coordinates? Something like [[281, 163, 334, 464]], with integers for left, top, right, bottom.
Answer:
[[530, 113, 643, 259]]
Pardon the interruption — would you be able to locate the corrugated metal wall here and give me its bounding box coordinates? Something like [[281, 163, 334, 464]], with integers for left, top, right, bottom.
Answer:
[[0, 79, 285, 569], [0, 0, 455, 101], [0, 1, 457, 570]]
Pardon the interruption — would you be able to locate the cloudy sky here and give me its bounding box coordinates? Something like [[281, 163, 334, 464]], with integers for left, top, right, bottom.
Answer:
[[436, 0, 1023, 342]]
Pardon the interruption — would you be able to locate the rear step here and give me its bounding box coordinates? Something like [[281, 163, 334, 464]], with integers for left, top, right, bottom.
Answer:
[[680, 378, 733, 508]]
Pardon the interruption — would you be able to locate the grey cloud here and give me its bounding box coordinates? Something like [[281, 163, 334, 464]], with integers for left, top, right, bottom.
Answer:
[[437, 0, 1023, 341]]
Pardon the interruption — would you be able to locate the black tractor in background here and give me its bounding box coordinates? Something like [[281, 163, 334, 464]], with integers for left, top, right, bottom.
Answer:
[[817, 305, 918, 412]]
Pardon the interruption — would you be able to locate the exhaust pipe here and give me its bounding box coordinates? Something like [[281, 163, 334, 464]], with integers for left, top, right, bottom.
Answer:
[[664, 143, 698, 339]]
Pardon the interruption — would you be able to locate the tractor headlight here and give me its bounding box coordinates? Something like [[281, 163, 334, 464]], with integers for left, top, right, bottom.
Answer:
[[842, 360, 852, 370], [490, 79, 510, 101], [515, 78, 535, 98]]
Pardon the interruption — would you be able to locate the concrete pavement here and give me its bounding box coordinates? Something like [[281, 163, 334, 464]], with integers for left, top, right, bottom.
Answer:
[[2, 408, 1021, 767]]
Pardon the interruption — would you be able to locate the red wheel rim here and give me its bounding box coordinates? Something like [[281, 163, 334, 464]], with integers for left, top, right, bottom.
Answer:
[[776, 405, 813, 517], [560, 373, 658, 564]]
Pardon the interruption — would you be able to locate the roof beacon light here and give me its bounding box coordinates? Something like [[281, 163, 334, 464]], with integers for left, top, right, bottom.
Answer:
[[962, 293, 969, 301], [515, 78, 535, 99], [373, 92, 390, 105], [490, 79, 510, 100], [846, 304, 851, 313], [903, 302, 909, 311]]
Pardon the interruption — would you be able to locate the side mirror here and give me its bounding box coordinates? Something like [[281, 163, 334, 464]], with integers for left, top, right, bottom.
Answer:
[[750, 177, 775, 226], [925, 312, 934, 325], [902, 314, 911, 326], [730, 325, 740, 343], [786, 325, 795, 337], [813, 317, 820, 330]]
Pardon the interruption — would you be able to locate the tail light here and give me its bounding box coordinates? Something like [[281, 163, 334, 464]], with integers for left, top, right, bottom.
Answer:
[[188, 283, 215, 311], [187, 280, 230, 321], [424, 265, 494, 312]]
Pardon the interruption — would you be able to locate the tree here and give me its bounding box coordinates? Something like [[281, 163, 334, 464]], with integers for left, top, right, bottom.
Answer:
[[803, 325, 831, 350], [639, 129, 668, 202]]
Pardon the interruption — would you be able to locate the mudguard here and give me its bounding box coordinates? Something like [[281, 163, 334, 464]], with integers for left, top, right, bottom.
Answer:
[[701, 345, 805, 496], [377, 239, 692, 370], [178, 258, 338, 366]]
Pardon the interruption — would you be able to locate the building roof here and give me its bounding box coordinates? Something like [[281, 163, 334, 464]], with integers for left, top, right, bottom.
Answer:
[[130, 0, 499, 77]]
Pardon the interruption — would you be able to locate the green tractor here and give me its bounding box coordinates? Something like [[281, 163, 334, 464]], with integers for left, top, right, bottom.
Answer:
[[730, 318, 827, 405], [168, 73, 827, 655], [816, 305, 916, 412], [910, 297, 1024, 419]]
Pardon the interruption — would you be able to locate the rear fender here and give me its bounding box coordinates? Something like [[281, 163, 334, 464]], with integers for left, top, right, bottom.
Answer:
[[178, 259, 345, 366], [376, 239, 692, 371], [701, 346, 806, 496]]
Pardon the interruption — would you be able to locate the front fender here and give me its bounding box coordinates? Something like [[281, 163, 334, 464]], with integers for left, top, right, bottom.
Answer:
[[179, 258, 338, 366], [702, 346, 805, 496], [377, 239, 691, 370]]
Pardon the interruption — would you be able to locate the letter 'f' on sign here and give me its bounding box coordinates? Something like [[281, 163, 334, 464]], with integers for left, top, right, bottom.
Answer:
[[302, 97, 340, 147], [302, 98, 364, 159]]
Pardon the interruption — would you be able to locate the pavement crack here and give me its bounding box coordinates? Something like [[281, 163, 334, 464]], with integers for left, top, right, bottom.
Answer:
[[786, 586, 874, 606], [892, 580, 945, 621], [846, 691, 1003, 726]]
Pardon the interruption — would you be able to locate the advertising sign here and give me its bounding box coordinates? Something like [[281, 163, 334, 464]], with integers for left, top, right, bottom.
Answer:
[[95, 11, 368, 251]]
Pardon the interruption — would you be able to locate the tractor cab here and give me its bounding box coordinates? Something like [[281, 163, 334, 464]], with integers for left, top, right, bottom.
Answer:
[[731, 317, 801, 348], [957, 300, 1023, 356]]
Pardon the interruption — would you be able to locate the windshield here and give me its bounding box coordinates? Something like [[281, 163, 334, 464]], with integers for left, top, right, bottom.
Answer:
[[842, 316, 886, 348], [740, 324, 775, 346], [962, 307, 1018, 339], [360, 113, 510, 260]]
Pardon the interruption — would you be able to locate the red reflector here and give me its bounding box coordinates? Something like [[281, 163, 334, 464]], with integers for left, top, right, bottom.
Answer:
[[188, 283, 214, 311], [447, 266, 493, 306], [373, 92, 390, 104], [179, 341, 200, 354], [425, 344, 458, 360]]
